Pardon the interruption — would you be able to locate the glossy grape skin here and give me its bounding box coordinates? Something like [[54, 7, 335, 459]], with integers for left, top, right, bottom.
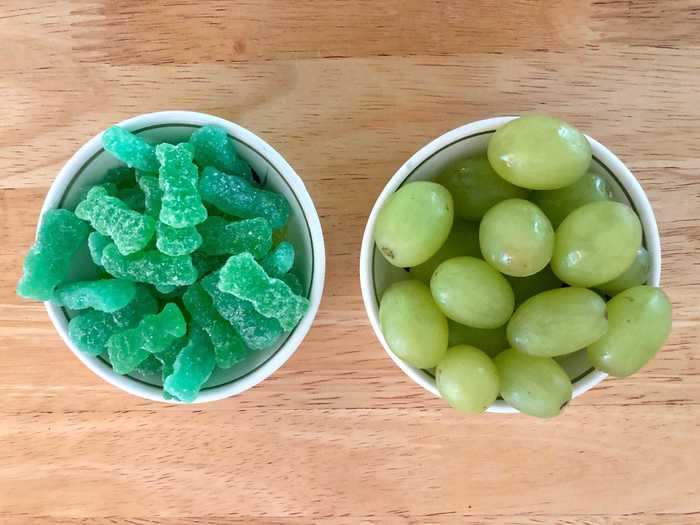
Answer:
[[555, 349, 594, 381], [487, 116, 592, 190], [479, 199, 554, 277], [436, 155, 528, 220], [587, 286, 672, 377], [374, 182, 454, 267], [379, 280, 448, 369], [436, 345, 499, 414], [431, 257, 514, 329], [532, 172, 613, 227], [410, 220, 480, 283], [597, 246, 650, 296], [552, 201, 642, 287], [507, 266, 562, 306], [507, 287, 608, 357], [447, 320, 508, 357], [495, 348, 573, 418]]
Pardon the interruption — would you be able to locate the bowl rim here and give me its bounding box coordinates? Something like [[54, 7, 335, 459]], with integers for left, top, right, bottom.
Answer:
[[359, 115, 661, 414], [42, 110, 326, 404]]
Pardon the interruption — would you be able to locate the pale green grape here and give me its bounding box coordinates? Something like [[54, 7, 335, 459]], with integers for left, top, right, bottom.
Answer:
[[410, 220, 480, 283], [532, 172, 613, 227], [588, 286, 672, 377], [555, 349, 594, 381], [436, 345, 499, 414], [447, 320, 508, 357], [431, 257, 514, 329], [507, 266, 562, 306], [597, 246, 650, 296], [552, 201, 642, 287], [436, 155, 528, 220], [495, 348, 572, 418], [487, 115, 592, 190], [507, 287, 607, 357], [374, 181, 453, 267], [479, 199, 554, 277], [379, 280, 448, 369]]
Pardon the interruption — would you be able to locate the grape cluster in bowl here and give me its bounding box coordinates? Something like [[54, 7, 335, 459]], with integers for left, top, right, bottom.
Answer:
[[373, 115, 672, 418]]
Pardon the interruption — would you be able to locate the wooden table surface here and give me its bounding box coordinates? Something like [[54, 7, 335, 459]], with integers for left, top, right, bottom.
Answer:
[[1, 1, 699, 524]]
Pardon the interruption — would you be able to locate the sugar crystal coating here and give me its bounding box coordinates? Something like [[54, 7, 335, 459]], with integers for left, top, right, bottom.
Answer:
[[156, 223, 203, 256], [137, 175, 163, 218], [199, 167, 289, 229], [163, 324, 216, 402], [156, 143, 208, 228], [183, 282, 248, 368], [260, 241, 294, 277], [88, 232, 111, 266], [189, 125, 252, 181], [201, 272, 283, 351], [78, 182, 117, 202], [53, 279, 136, 313], [75, 186, 156, 255], [17, 209, 90, 301], [101, 243, 197, 287], [218, 253, 309, 330], [102, 126, 159, 173], [197, 216, 272, 258]]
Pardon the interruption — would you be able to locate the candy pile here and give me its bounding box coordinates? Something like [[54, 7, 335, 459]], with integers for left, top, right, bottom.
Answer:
[[18, 124, 309, 402]]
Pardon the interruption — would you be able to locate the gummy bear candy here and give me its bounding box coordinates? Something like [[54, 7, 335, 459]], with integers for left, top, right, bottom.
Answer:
[[156, 223, 202, 257], [199, 167, 289, 229], [104, 166, 136, 188], [137, 174, 163, 218], [101, 243, 197, 287], [156, 143, 207, 228], [260, 241, 294, 278], [133, 354, 163, 376], [116, 186, 146, 212], [197, 216, 271, 258], [88, 232, 111, 266], [163, 324, 216, 402], [53, 279, 136, 313], [281, 272, 304, 296], [183, 282, 248, 368], [75, 186, 156, 255], [102, 126, 159, 173], [189, 125, 252, 180], [17, 209, 90, 301]]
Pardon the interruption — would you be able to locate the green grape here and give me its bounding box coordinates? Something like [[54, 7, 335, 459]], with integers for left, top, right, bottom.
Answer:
[[410, 220, 480, 283], [379, 280, 448, 369], [436, 155, 528, 220], [436, 345, 499, 414], [532, 172, 613, 227], [374, 182, 453, 267], [495, 348, 572, 418], [507, 287, 607, 357], [597, 246, 650, 296], [487, 115, 592, 190], [552, 201, 642, 287], [588, 286, 672, 377], [507, 266, 562, 306], [479, 199, 554, 277], [431, 257, 514, 329], [555, 349, 594, 381], [447, 320, 508, 357]]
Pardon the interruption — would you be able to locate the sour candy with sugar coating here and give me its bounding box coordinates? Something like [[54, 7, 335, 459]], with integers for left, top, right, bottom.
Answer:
[[53, 279, 136, 313], [137, 174, 163, 218], [156, 143, 208, 228], [101, 243, 198, 287], [189, 125, 252, 180], [102, 126, 159, 173], [163, 325, 216, 402], [17, 209, 90, 301], [156, 223, 202, 257], [88, 232, 111, 266], [281, 272, 304, 296], [199, 167, 289, 229], [197, 216, 272, 258], [75, 186, 156, 255], [260, 241, 294, 277]]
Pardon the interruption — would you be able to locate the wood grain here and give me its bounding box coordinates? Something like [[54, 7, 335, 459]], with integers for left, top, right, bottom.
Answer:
[[1, 1, 699, 523]]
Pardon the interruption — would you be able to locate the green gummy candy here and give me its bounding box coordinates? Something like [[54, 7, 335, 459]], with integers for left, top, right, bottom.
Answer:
[[102, 243, 198, 287], [116, 186, 145, 212], [78, 182, 117, 202], [133, 354, 163, 376], [156, 143, 208, 228], [189, 125, 252, 181], [111, 285, 159, 327], [281, 272, 304, 296], [183, 282, 248, 368], [137, 175, 163, 218], [156, 223, 202, 256], [53, 279, 136, 313], [199, 167, 289, 229], [201, 273, 283, 351], [154, 284, 185, 299], [197, 216, 272, 258], [103, 126, 159, 173], [104, 166, 136, 188], [88, 232, 111, 266], [260, 241, 294, 277], [163, 324, 216, 403], [17, 209, 90, 301], [191, 252, 228, 277], [75, 186, 156, 255], [218, 253, 309, 331]]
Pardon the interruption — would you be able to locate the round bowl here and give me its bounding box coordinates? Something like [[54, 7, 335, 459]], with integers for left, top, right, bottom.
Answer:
[[359, 115, 661, 414], [42, 110, 326, 403]]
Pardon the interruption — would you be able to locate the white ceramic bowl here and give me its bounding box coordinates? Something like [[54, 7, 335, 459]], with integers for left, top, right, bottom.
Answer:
[[360, 116, 661, 414], [42, 111, 325, 403]]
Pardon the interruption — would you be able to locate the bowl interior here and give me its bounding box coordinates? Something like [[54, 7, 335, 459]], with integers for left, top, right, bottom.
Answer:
[[49, 122, 315, 391]]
